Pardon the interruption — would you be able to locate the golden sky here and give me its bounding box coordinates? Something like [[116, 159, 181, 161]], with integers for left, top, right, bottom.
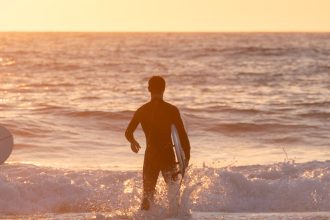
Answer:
[[0, 0, 329, 32]]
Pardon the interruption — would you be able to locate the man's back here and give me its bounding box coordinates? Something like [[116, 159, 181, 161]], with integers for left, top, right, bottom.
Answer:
[[126, 98, 190, 161], [138, 99, 176, 149]]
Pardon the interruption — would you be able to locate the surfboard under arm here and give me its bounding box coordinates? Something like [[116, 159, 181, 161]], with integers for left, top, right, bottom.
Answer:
[[171, 124, 186, 177]]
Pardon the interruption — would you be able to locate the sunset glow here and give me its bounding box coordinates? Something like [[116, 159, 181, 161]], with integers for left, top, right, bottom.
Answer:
[[0, 0, 330, 32]]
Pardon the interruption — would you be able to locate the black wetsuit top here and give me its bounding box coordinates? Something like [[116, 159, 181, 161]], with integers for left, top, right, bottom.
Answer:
[[125, 98, 190, 167]]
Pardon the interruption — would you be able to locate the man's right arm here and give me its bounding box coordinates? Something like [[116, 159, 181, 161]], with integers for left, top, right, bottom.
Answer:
[[125, 110, 141, 153]]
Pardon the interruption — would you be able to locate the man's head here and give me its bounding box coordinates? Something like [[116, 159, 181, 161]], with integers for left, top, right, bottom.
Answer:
[[148, 76, 166, 94]]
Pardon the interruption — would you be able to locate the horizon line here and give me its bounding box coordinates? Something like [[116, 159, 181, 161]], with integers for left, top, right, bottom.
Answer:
[[1, 30, 330, 34]]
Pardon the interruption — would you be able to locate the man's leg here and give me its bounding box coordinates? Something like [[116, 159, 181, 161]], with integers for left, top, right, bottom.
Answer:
[[142, 157, 160, 210], [162, 166, 180, 216]]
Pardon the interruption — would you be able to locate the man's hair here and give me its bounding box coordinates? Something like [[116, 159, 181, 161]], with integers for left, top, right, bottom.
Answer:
[[148, 76, 166, 94]]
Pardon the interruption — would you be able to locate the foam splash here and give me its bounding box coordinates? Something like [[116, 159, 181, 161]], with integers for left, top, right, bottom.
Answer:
[[0, 160, 330, 217], [196, 160, 330, 212]]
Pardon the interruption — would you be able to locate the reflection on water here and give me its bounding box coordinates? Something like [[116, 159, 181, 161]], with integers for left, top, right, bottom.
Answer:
[[0, 32, 329, 169]]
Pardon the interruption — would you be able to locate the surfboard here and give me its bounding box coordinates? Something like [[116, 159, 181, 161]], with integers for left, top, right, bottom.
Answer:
[[171, 124, 187, 177], [0, 125, 13, 164]]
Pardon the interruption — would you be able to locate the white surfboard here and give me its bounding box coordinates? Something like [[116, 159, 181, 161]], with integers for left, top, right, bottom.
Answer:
[[171, 124, 187, 177], [0, 125, 13, 164]]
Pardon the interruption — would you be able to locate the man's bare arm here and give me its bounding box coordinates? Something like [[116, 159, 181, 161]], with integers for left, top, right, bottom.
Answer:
[[125, 111, 141, 153]]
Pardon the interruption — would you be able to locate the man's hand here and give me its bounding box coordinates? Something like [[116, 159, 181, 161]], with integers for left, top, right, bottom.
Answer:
[[130, 140, 141, 153]]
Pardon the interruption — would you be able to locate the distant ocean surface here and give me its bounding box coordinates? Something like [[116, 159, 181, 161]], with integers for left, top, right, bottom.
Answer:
[[0, 32, 330, 218]]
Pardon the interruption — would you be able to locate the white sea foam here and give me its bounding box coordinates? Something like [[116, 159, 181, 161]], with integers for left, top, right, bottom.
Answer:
[[1, 160, 330, 217]]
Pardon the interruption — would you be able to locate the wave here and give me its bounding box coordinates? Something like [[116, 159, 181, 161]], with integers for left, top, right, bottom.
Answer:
[[298, 112, 330, 119], [184, 47, 288, 59], [2, 120, 56, 138], [183, 106, 266, 115], [0, 57, 16, 67], [20, 82, 75, 88], [29, 105, 133, 121], [206, 122, 316, 134], [225, 46, 293, 56], [294, 101, 330, 107], [0, 161, 330, 215], [193, 46, 319, 58], [63, 110, 132, 120], [18, 61, 83, 72], [13, 143, 38, 149], [32, 104, 68, 112], [263, 136, 302, 144]]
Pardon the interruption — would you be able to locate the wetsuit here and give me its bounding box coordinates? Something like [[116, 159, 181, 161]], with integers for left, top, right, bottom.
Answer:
[[125, 98, 190, 201]]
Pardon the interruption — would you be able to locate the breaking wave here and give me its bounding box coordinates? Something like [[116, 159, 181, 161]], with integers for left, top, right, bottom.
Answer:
[[1, 160, 330, 215]]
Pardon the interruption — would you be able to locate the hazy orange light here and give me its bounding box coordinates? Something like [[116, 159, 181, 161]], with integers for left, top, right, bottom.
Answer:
[[0, 0, 329, 32]]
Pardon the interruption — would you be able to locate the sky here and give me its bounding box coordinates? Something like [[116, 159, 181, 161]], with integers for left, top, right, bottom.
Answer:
[[0, 0, 329, 32]]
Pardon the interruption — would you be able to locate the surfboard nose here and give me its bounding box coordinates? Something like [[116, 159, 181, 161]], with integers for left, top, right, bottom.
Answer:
[[0, 125, 14, 164]]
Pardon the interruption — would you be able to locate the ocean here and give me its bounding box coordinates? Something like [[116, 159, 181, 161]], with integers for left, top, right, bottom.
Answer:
[[0, 32, 330, 219]]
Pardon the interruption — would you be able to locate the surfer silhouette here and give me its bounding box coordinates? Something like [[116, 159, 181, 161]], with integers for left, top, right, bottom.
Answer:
[[125, 76, 190, 211]]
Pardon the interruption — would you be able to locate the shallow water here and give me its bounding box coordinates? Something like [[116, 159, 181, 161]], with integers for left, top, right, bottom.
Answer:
[[2, 212, 330, 220]]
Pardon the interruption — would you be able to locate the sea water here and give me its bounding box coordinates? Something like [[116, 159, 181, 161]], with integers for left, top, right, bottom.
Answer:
[[0, 33, 330, 219]]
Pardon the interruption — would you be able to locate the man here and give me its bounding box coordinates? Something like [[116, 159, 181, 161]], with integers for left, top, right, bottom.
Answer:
[[125, 76, 190, 211]]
